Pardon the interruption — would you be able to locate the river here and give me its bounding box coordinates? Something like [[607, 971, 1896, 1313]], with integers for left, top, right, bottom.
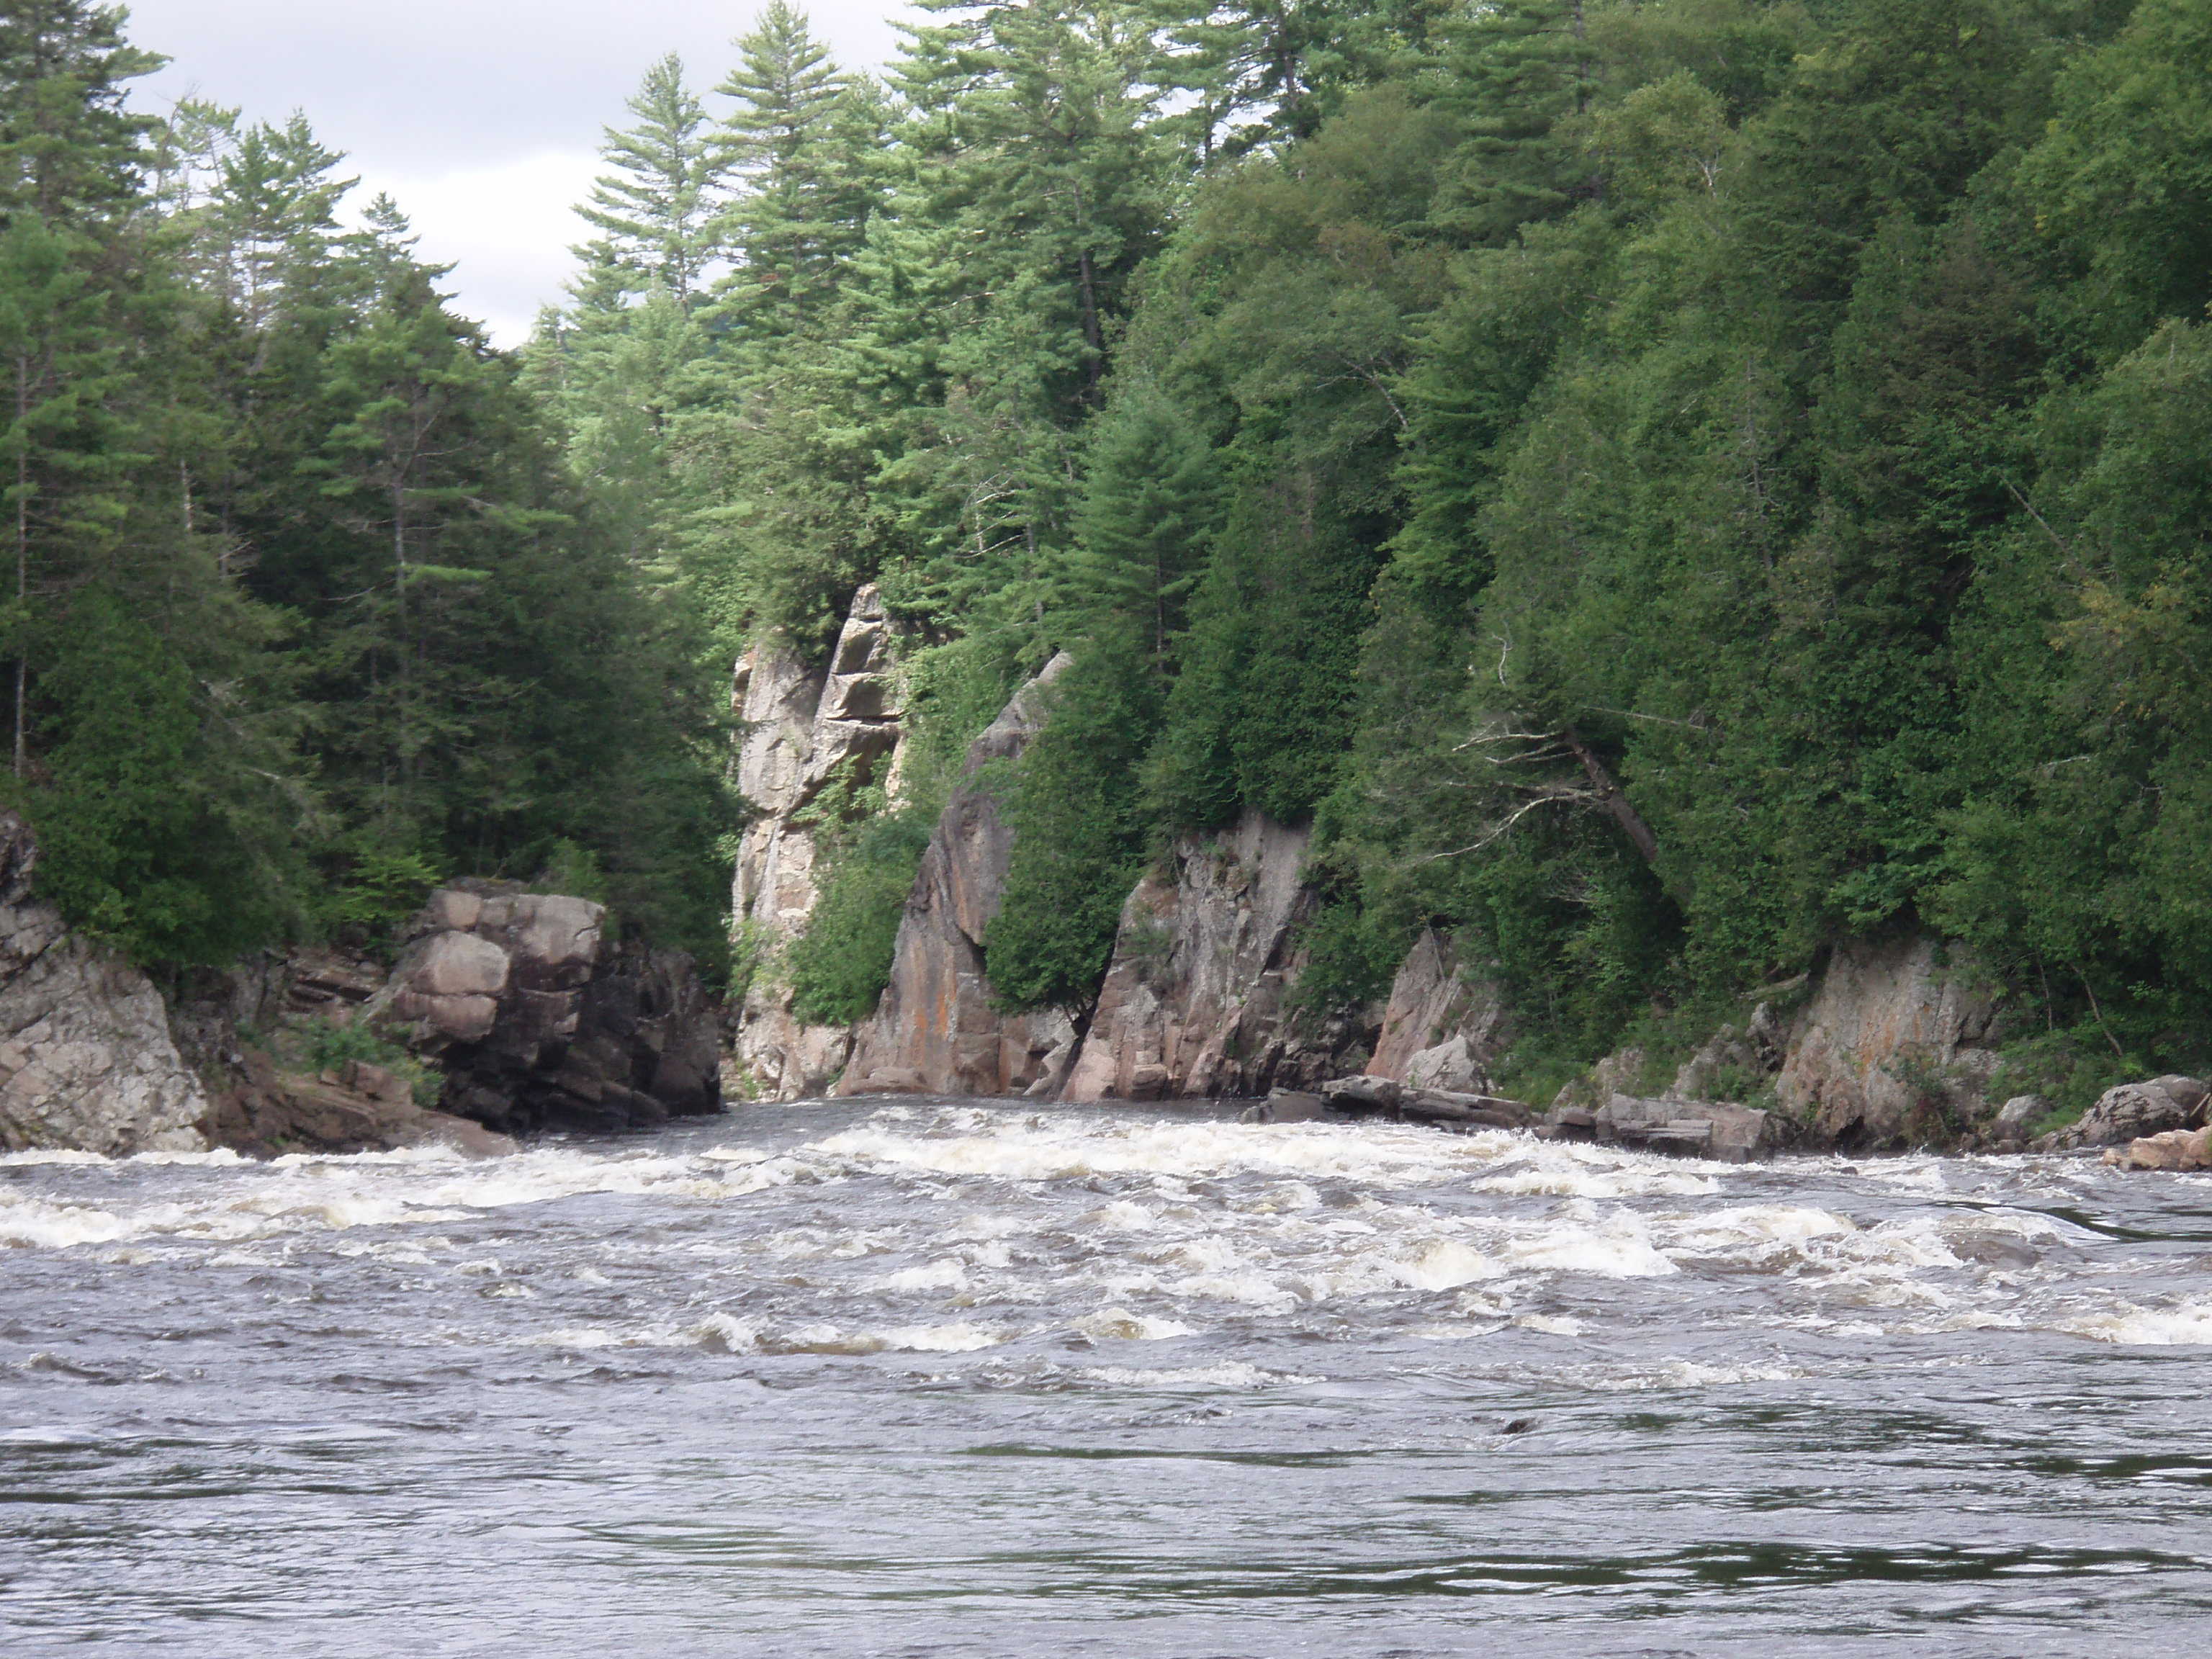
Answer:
[[4, 1099, 2211, 1655]]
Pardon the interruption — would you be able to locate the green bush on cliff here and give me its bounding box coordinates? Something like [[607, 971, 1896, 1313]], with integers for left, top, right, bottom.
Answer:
[[986, 647, 1161, 1013], [786, 807, 932, 1026]]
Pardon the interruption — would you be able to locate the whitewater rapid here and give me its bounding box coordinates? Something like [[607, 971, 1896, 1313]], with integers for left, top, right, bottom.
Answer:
[[6, 1100, 2212, 1654]]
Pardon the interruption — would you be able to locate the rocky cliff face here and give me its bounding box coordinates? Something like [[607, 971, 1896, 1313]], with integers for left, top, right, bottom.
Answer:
[[1773, 935, 2002, 1147], [839, 655, 1077, 1097], [0, 811, 209, 1155], [1368, 929, 1513, 1094], [729, 586, 907, 1098], [376, 883, 721, 1135], [1059, 811, 1362, 1101]]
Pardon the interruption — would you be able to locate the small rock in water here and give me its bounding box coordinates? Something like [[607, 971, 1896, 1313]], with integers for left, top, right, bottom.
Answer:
[[1241, 1090, 1328, 1125], [1501, 1417, 1537, 1436]]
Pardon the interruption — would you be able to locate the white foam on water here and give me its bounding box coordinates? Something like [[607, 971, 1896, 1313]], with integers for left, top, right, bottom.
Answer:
[[1074, 1307, 1197, 1341], [874, 1259, 969, 1294], [1474, 1152, 1722, 1200], [1514, 1313, 1586, 1336], [1390, 1239, 1503, 1291], [1079, 1362, 1321, 1390], [1588, 1358, 1806, 1391], [527, 1313, 1013, 1357], [806, 1114, 1501, 1187], [1079, 1200, 1161, 1232], [2059, 1300, 2212, 1346], [1498, 1216, 1679, 1278], [0, 1200, 132, 1249]]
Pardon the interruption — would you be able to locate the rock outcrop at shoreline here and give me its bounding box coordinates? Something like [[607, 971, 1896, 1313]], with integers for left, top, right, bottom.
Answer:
[[1773, 936, 2004, 1146], [1059, 811, 1362, 1102], [729, 585, 908, 1100], [1367, 929, 1512, 1094], [375, 883, 721, 1135], [0, 811, 208, 1155], [2044, 1075, 2208, 1152], [838, 655, 1078, 1097]]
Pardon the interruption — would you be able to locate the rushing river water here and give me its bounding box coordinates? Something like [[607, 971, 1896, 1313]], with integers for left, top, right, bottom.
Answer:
[[5, 1099, 2212, 1656]]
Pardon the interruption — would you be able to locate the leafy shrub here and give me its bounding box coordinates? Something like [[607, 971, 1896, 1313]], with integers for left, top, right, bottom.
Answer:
[[786, 807, 932, 1025]]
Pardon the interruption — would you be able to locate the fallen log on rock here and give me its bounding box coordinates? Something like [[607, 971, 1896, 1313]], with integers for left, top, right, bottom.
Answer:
[[1547, 1093, 1780, 1163], [1398, 1088, 1535, 1130]]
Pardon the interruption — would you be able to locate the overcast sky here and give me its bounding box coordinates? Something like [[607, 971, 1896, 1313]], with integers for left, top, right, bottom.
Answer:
[[121, 1, 913, 343]]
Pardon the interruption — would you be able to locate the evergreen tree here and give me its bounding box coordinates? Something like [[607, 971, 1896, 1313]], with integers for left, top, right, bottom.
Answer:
[[714, 1, 857, 336], [575, 53, 722, 310]]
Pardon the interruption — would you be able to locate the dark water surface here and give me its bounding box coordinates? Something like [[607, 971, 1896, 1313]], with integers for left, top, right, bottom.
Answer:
[[4, 1099, 2211, 1656]]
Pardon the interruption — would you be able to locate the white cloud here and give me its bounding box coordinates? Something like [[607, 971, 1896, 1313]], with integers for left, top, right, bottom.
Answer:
[[354, 150, 601, 346], [120, 1, 914, 344]]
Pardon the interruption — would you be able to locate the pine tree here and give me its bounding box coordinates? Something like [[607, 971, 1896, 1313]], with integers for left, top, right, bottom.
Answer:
[[1429, 0, 1597, 244], [714, 1, 855, 336], [0, 0, 162, 775], [575, 53, 721, 310]]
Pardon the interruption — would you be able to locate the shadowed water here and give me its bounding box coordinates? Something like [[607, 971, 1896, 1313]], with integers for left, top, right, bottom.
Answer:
[[4, 1099, 2211, 1655]]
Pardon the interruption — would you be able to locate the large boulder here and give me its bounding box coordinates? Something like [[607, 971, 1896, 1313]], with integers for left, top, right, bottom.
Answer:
[[0, 811, 207, 1155], [728, 585, 909, 1099], [838, 657, 1077, 1097], [2039, 1076, 2208, 1152], [1773, 935, 2002, 1148], [1059, 811, 1363, 1102], [377, 884, 723, 1134], [2105, 1126, 2212, 1172]]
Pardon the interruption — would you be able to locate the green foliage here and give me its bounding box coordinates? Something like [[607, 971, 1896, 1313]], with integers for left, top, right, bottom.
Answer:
[[0, 4, 729, 972], [1285, 898, 1405, 1017], [320, 843, 443, 931], [537, 839, 611, 905], [293, 1019, 439, 1108], [786, 806, 933, 1025], [22, 590, 302, 963], [29, 0, 2212, 1095], [986, 645, 1162, 1012]]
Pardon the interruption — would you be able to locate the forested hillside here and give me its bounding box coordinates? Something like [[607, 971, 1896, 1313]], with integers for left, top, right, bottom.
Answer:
[[15, 0, 2212, 1112], [1, 1, 728, 966]]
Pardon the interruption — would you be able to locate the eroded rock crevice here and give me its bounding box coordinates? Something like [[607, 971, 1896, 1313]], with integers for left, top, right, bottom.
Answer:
[[729, 584, 908, 1100]]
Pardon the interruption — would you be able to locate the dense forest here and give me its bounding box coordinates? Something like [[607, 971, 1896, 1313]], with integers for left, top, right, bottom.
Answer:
[[13, 0, 2212, 1108]]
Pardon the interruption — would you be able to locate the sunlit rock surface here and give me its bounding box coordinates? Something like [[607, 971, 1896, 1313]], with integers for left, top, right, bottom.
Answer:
[[0, 810, 207, 1154], [840, 655, 1076, 1097]]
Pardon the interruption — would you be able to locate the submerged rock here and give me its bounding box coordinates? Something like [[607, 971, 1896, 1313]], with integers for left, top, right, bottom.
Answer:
[[0, 810, 207, 1155], [839, 656, 1077, 1097]]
